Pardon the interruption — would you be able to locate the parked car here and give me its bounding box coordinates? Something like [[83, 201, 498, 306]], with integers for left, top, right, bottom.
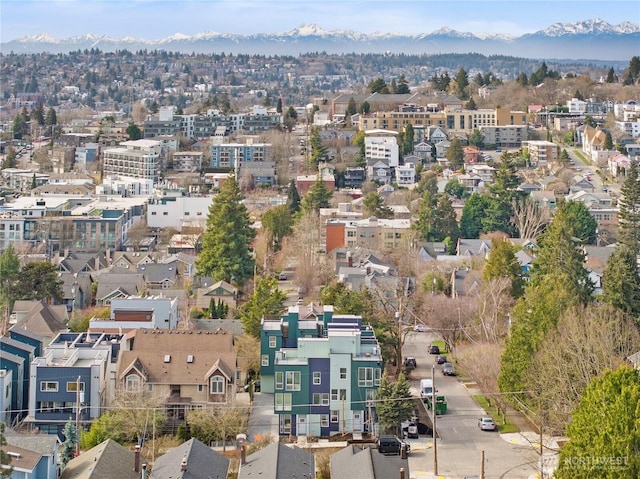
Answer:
[[442, 362, 457, 376], [297, 297, 304, 304], [478, 417, 496, 431], [435, 355, 447, 365], [404, 357, 417, 369], [278, 272, 287, 280], [428, 344, 440, 355], [376, 436, 411, 455], [406, 423, 419, 439], [414, 324, 429, 332]]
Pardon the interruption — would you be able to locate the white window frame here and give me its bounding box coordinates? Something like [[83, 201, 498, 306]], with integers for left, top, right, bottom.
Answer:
[[321, 414, 329, 427], [285, 371, 301, 391], [339, 367, 347, 379], [374, 368, 382, 386], [40, 381, 58, 392], [358, 367, 373, 387], [261, 355, 269, 367], [210, 376, 225, 394], [313, 371, 321, 385], [125, 375, 140, 392], [269, 336, 277, 348], [330, 410, 339, 423], [66, 382, 85, 392], [275, 371, 284, 390]]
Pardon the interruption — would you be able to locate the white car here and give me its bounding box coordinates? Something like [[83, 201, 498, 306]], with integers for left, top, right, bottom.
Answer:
[[478, 417, 496, 431], [414, 324, 429, 332]]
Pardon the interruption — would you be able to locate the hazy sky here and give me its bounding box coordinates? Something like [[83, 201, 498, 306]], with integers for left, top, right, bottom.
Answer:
[[1, 0, 638, 41]]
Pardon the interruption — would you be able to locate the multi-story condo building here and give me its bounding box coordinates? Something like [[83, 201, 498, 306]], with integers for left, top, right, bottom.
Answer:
[[147, 195, 213, 231], [261, 305, 382, 436], [365, 131, 399, 168], [102, 139, 162, 181], [522, 140, 558, 166], [359, 108, 527, 135], [26, 332, 124, 436], [89, 296, 179, 333], [479, 125, 529, 148], [325, 216, 411, 254], [171, 151, 204, 172]]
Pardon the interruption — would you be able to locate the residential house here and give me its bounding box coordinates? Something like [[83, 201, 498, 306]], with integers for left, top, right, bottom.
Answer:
[[261, 306, 382, 436], [456, 238, 491, 258], [296, 174, 336, 197], [90, 296, 178, 333], [451, 268, 482, 298], [194, 280, 239, 311], [582, 125, 610, 164], [93, 272, 145, 306], [608, 153, 631, 177], [116, 329, 237, 424], [111, 251, 155, 269], [137, 263, 178, 289], [331, 444, 409, 479], [413, 141, 433, 160], [26, 332, 123, 436], [60, 439, 140, 479], [531, 191, 557, 209], [583, 246, 616, 294], [426, 126, 448, 144], [395, 163, 417, 186], [3, 429, 60, 479], [517, 182, 542, 195], [570, 176, 595, 193], [344, 167, 366, 189], [160, 253, 195, 279], [151, 438, 230, 479], [9, 300, 67, 343], [457, 174, 483, 194], [238, 442, 315, 479], [469, 164, 495, 183], [168, 234, 201, 256], [0, 369, 12, 422], [463, 146, 481, 164], [435, 140, 451, 160], [366, 159, 391, 184]]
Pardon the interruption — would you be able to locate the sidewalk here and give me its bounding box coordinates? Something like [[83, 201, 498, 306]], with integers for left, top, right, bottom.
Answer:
[[247, 392, 279, 443]]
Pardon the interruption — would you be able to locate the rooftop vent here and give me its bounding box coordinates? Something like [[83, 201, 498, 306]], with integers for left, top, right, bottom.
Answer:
[[163, 354, 171, 363], [187, 355, 194, 363]]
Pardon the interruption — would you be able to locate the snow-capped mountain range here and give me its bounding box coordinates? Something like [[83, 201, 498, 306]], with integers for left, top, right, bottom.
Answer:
[[2, 19, 638, 60]]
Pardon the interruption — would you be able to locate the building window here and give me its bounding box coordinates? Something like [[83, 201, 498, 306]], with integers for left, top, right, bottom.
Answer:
[[340, 367, 347, 379], [275, 393, 292, 412], [66, 382, 85, 392], [330, 410, 339, 423], [40, 382, 58, 392], [312, 393, 330, 406], [374, 368, 382, 386], [280, 414, 292, 434], [358, 367, 373, 387], [210, 376, 224, 394], [163, 212, 168, 216], [269, 336, 277, 348], [321, 414, 329, 427], [366, 389, 376, 402], [197, 385, 204, 393], [261, 355, 269, 367], [124, 374, 140, 391], [313, 372, 321, 385], [285, 371, 301, 391], [275, 371, 284, 390]]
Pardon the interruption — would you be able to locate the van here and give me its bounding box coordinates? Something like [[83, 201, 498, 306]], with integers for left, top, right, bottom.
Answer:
[[420, 379, 435, 401], [376, 436, 410, 455]]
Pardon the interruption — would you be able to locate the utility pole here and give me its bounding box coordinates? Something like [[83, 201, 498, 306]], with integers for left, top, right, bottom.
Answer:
[[432, 365, 438, 475], [480, 450, 485, 479]]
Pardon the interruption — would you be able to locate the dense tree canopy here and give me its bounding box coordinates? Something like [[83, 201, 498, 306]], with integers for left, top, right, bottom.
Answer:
[[300, 177, 332, 214], [375, 372, 414, 435], [602, 244, 640, 319], [239, 276, 286, 338], [460, 194, 491, 238], [196, 176, 256, 284], [617, 161, 640, 253]]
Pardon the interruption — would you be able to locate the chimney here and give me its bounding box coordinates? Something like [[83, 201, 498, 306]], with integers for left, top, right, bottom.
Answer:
[[134, 445, 140, 473], [400, 468, 406, 479], [141, 463, 147, 479], [240, 445, 246, 465], [181, 457, 187, 471]]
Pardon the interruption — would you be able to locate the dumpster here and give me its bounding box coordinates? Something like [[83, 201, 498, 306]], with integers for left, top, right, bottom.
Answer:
[[426, 395, 447, 415]]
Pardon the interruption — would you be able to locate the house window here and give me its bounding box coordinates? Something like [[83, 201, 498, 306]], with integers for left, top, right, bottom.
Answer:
[[275, 393, 292, 412], [374, 368, 382, 386], [313, 372, 321, 385], [332, 389, 346, 400], [66, 382, 85, 392], [261, 355, 269, 367], [197, 385, 204, 393], [321, 414, 329, 427], [331, 389, 338, 401], [358, 368, 373, 387], [330, 410, 339, 423], [339, 368, 347, 379], [210, 376, 225, 394], [40, 381, 58, 392], [275, 372, 284, 390], [124, 374, 140, 391], [269, 336, 276, 348], [285, 371, 301, 391], [280, 414, 292, 434]]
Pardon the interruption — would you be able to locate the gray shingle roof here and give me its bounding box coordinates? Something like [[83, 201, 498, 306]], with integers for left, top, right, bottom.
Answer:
[[239, 442, 314, 479], [60, 439, 139, 479], [330, 445, 409, 479], [151, 438, 230, 479]]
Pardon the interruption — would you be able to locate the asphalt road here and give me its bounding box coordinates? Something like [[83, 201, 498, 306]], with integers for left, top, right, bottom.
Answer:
[[403, 331, 540, 479]]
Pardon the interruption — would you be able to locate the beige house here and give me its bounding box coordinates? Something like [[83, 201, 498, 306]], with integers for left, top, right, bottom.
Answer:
[[116, 329, 237, 421]]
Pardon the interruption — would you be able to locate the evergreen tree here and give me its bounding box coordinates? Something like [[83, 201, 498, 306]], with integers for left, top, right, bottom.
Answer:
[[560, 200, 598, 244], [483, 238, 524, 297], [396, 74, 410, 94], [346, 97, 357, 117], [262, 204, 294, 251], [276, 97, 283, 114], [414, 192, 460, 243], [602, 244, 640, 319], [604, 131, 614, 150], [300, 177, 332, 214], [2, 147, 17, 169], [446, 137, 464, 170], [239, 277, 286, 338], [375, 372, 414, 435], [368, 77, 389, 94], [556, 366, 640, 479], [454, 68, 469, 99], [606, 67, 616, 83], [362, 192, 393, 219], [126, 122, 142, 140], [15, 262, 64, 303], [196, 176, 256, 284], [61, 418, 78, 467], [460, 193, 491, 238], [617, 161, 640, 254], [308, 126, 328, 166], [286, 179, 301, 214], [31, 103, 45, 126]]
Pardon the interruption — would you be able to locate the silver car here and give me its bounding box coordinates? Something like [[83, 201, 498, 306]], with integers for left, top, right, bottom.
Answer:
[[478, 417, 496, 431]]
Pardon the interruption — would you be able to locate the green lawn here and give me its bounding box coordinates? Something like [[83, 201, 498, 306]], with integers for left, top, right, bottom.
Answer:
[[431, 339, 448, 353], [473, 395, 520, 434], [572, 149, 589, 164]]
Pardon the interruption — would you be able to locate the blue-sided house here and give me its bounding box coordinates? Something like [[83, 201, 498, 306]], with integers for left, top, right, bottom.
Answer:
[[261, 304, 382, 437]]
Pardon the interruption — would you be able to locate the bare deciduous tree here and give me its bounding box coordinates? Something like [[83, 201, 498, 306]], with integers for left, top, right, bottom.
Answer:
[[528, 305, 640, 434], [510, 197, 549, 240], [474, 277, 515, 342]]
